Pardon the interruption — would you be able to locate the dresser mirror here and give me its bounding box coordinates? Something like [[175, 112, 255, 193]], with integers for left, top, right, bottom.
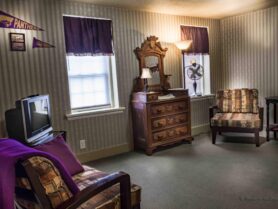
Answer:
[[134, 36, 169, 92], [144, 55, 160, 86]]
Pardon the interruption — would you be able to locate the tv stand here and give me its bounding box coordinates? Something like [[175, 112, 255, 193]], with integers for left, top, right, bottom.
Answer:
[[29, 131, 66, 147]]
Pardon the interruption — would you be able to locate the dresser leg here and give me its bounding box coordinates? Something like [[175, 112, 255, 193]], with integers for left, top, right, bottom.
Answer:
[[212, 129, 217, 144], [266, 102, 270, 141], [184, 137, 193, 144], [146, 148, 154, 155], [255, 131, 260, 147]]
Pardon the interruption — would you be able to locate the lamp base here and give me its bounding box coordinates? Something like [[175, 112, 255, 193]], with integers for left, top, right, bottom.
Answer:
[[143, 79, 148, 92]]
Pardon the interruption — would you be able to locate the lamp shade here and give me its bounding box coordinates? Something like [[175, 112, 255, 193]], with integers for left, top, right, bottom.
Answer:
[[141, 68, 152, 79], [175, 40, 192, 51]]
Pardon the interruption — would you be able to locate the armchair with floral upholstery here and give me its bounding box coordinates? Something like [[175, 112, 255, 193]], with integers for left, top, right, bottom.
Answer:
[[210, 89, 264, 147]]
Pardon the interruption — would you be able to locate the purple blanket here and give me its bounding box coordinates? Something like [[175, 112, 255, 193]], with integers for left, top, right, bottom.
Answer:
[[0, 139, 79, 209]]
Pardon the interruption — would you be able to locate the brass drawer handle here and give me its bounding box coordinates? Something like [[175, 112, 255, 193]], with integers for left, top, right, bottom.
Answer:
[[178, 105, 185, 110], [155, 134, 165, 141], [167, 131, 175, 137], [179, 118, 186, 122], [166, 106, 173, 111], [154, 121, 164, 127], [167, 118, 174, 124], [180, 131, 186, 135], [156, 109, 163, 113], [177, 129, 186, 135]]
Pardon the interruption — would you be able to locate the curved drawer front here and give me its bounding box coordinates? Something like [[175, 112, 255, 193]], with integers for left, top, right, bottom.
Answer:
[[151, 101, 188, 116], [153, 125, 189, 142], [168, 114, 187, 125], [152, 114, 188, 130], [153, 130, 167, 142], [175, 126, 188, 136], [152, 118, 167, 129]]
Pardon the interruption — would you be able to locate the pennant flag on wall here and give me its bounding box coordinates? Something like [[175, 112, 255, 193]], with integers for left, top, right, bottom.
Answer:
[[0, 10, 43, 31], [32, 38, 55, 48]]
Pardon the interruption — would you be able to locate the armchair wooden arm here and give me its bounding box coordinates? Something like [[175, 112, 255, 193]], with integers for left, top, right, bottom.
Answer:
[[57, 171, 131, 209], [259, 107, 264, 131], [209, 105, 219, 126], [209, 105, 218, 118]]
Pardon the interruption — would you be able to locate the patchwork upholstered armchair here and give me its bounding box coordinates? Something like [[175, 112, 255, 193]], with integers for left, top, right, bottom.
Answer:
[[15, 157, 141, 209], [13, 135, 141, 209], [210, 89, 264, 147]]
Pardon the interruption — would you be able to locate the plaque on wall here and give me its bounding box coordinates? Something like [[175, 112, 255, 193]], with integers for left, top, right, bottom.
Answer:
[[10, 33, 26, 51]]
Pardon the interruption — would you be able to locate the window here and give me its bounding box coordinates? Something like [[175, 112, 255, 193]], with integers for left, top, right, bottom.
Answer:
[[67, 55, 117, 110], [63, 16, 120, 113], [180, 25, 210, 97], [183, 54, 211, 96]]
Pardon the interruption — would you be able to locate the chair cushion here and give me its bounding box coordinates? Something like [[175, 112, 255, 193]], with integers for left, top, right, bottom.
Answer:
[[16, 156, 73, 208], [241, 89, 259, 113], [73, 165, 141, 209], [211, 113, 261, 128], [34, 135, 84, 176], [216, 89, 259, 113]]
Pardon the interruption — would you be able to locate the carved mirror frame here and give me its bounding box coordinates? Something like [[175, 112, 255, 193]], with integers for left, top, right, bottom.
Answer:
[[134, 36, 168, 92]]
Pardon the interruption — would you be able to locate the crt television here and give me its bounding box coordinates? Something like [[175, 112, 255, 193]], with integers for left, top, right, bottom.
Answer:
[[5, 94, 53, 144]]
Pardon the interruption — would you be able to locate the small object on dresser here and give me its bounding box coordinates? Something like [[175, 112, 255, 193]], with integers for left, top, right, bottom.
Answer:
[[158, 94, 175, 100], [141, 68, 152, 92]]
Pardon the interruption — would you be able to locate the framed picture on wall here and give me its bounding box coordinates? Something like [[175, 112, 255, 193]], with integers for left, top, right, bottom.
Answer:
[[9, 33, 26, 51]]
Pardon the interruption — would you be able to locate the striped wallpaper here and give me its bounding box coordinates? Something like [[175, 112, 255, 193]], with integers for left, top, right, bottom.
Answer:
[[221, 6, 278, 124], [0, 0, 221, 155]]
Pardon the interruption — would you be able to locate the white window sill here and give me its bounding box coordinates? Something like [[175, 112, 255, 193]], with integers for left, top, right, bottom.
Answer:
[[66, 107, 126, 120], [190, 94, 215, 102]]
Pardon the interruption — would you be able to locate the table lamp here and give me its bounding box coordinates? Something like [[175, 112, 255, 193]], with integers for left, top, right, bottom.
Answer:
[[141, 68, 152, 92]]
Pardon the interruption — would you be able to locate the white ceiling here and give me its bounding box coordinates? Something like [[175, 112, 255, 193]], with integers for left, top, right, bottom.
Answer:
[[67, 0, 278, 19]]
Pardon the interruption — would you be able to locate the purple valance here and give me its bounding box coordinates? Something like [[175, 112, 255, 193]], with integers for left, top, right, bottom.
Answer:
[[63, 16, 113, 56], [181, 26, 209, 54]]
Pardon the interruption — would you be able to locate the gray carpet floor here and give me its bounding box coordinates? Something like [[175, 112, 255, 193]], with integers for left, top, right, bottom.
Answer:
[[88, 133, 278, 209]]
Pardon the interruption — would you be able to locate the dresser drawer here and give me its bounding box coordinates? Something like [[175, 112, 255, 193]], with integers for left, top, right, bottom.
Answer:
[[151, 101, 188, 116], [152, 113, 188, 130], [167, 114, 188, 125], [153, 125, 189, 142], [152, 118, 167, 129]]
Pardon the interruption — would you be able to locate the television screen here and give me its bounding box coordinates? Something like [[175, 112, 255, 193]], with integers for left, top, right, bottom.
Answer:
[[29, 99, 50, 132]]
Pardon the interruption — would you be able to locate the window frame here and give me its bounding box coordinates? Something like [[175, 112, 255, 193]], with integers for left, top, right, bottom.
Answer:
[[65, 55, 121, 115], [66, 55, 114, 111]]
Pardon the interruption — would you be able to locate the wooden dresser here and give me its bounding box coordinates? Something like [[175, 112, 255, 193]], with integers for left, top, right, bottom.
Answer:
[[132, 90, 192, 155]]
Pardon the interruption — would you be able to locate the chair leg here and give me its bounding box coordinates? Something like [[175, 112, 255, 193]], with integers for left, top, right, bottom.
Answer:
[[255, 131, 260, 147], [212, 128, 217, 144]]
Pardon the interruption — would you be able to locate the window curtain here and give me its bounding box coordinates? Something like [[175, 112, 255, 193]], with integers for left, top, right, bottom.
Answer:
[[63, 16, 113, 56], [180, 26, 209, 54]]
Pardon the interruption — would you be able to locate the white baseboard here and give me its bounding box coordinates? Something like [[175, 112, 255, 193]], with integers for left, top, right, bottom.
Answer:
[[193, 124, 269, 137], [192, 123, 210, 136], [77, 143, 131, 163], [77, 124, 211, 163]]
